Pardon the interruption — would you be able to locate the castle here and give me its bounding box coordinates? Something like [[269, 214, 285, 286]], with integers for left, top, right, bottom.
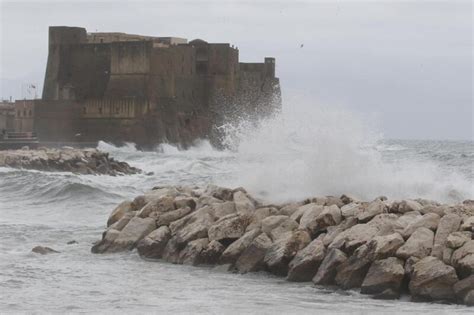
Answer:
[[6, 26, 281, 148]]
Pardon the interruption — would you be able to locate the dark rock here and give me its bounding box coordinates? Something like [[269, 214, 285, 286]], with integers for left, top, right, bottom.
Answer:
[[235, 233, 272, 273], [32, 246, 59, 255], [453, 275, 474, 303], [136, 226, 171, 259], [264, 230, 311, 276], [361, 257, 404, 298], [178, 238, 209, 265], [287, 238, 326, 282], [409, 256, 458, 302], [219, 228, 261, 265], [312, 248, 347, 285]]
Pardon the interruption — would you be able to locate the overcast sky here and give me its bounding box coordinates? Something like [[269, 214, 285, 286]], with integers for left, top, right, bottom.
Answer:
[[0, 0, 472, 140]]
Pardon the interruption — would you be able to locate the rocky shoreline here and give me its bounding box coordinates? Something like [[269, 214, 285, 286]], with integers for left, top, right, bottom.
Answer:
[[92, 185, 474, 306], [0, 147, 141, 175]]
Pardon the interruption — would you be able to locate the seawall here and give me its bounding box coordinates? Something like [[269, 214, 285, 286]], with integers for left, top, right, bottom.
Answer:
[[92, 185, 474, 305]]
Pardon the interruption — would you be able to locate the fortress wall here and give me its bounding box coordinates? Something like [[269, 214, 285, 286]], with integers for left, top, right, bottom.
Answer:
[[67, 44, 111, 100], [105, 41, 152, 99], [81, 99, 147, 119], [0, 104, 15, 131]]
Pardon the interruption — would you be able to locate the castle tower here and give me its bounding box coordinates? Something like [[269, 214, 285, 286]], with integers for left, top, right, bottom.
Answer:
[[42, 26, 87, 100]]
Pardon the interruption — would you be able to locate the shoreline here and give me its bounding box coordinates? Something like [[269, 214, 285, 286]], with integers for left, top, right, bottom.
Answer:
[[92, 185, 474, 306]]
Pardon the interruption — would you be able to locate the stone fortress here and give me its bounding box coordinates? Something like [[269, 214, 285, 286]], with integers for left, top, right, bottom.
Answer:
[[5, 26, 281, 148]]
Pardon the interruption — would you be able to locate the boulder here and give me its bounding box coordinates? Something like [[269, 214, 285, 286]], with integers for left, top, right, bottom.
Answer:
[[233, 191, 255, 214], [204, 185, 234, 201], [312, 248, 347, 285], [173, 196, 197, 210], [442, 247, 454, 265], [324, 196, 345, 208], [409, 256, 458, 302], [287, 238, 326, 282], [335, 244, 373, 289], [314, 205, 342, 230], [464, 290, 474, 306], [197, 195, 223, 209], [109, 217, 156, 252], [446, 231, 471, 249], [298, 204, 324, 235], [432, 213, 462, 259], [340, 203, 361, 218], [396, 211, 422, 230], [178, 238, 209, 265], [368, 233, 404, 260], [169, 206, 213, 236], [396, 200, 423, 214], [451, 240, 474, 279], [136, 226, 171, 259], [453, 275, 474, 303], [358, 200, 387, 222], [137, 196, 175, 217], [420, 205, 447, 217], [329, 223, 379, 254], [155, 206, 193, 227], [161, 236, 181, 264], [399, 213, 440, 239], [261, 215, 298, 240], [279, 203, 304, 217], [32, 246, 60, 255], [219, 228, 261, 264], [461, 216, 474, 231], [107, 200, 132, 226], [246, 207, 279, 231], [208, 213, 250, 242], [396, 227, 434, 259], [211, 201, 236, 219], [264, 230, 311, 276], [404, 256, 420, 277], [235, 233, 272, 273], [108, 211, 135, 231], [290, 203, 313, 222], [91, 229, 120, 253], [322, 217, 357, 247], [361, 257, 405, 298], [200, 240, 225, 265]]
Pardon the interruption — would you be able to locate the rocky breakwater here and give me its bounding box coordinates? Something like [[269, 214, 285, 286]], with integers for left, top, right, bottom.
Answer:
[[0, 147, 141, 175], [92, 185, 474, 306]]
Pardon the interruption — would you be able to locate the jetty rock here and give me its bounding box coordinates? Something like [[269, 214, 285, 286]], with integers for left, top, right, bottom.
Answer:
[[0, 147, 141, 175], [92, 185, 474, 306]]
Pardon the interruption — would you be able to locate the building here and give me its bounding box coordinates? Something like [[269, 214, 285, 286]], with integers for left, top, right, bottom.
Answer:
[[14, 26, 281, 148], [0, 100, 15, 132]]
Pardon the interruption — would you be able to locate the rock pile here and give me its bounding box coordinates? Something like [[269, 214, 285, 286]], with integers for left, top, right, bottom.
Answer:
[[0, 147, 141, 175], [92, 185, 474, 305]]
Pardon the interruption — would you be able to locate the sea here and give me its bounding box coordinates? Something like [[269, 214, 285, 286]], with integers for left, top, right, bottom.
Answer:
[[0, 105, 473, 314]]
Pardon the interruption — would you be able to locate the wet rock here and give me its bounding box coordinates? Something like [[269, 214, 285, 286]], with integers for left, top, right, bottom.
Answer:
[[329, 223, 379, 254], [453, 275, 474, 303], [464, 290, 474, 306], [178, 238, 209, 265], [138, 196, 175, 217], [91, 229, 121, 253], [279, 203, 304, 217], [264, 230, 311, 276], [208, 213, 250, 242], [67, 240, 78, 245], [109, 211, 135, 231], [396, 227, 434, 260], [109, 217, 156, 252], [235, 233, 272, 273], [197, 195, 223, 209], [335, 244, 373, 289], [451, 240, 474, 279], [220, 228, 261, 264], [287, 238, 326, 282], [312, 248, 347, 285], [107, 200, 132, 226], [136, 226, 171, 259], [394, 200, 423, 214], [446, 231, 471, 249], [173, 196, 197, 210], [200, 240, 225, 265], [32, 246, 59, 255], [162, 236, 182, 264], [432, 213, 462, 259], [409, 256, 458, 302], [261, 215, 298, 241], [404, 256, 420, 277], [322, 217, 357, 247], [361, 257, 405, 298], [204, 185, 234, 201]]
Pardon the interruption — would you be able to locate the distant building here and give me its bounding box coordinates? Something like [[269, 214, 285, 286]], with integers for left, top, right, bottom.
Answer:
[[0, 100, 15, 132], [14, 26, 281, 148]]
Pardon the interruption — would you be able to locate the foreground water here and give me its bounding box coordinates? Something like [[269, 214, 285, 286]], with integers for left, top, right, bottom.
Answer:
[[0, 136, 472, 313]]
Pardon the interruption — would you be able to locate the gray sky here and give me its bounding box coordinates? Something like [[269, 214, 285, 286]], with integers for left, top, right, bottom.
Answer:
[[1, 0, 472, 140]]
